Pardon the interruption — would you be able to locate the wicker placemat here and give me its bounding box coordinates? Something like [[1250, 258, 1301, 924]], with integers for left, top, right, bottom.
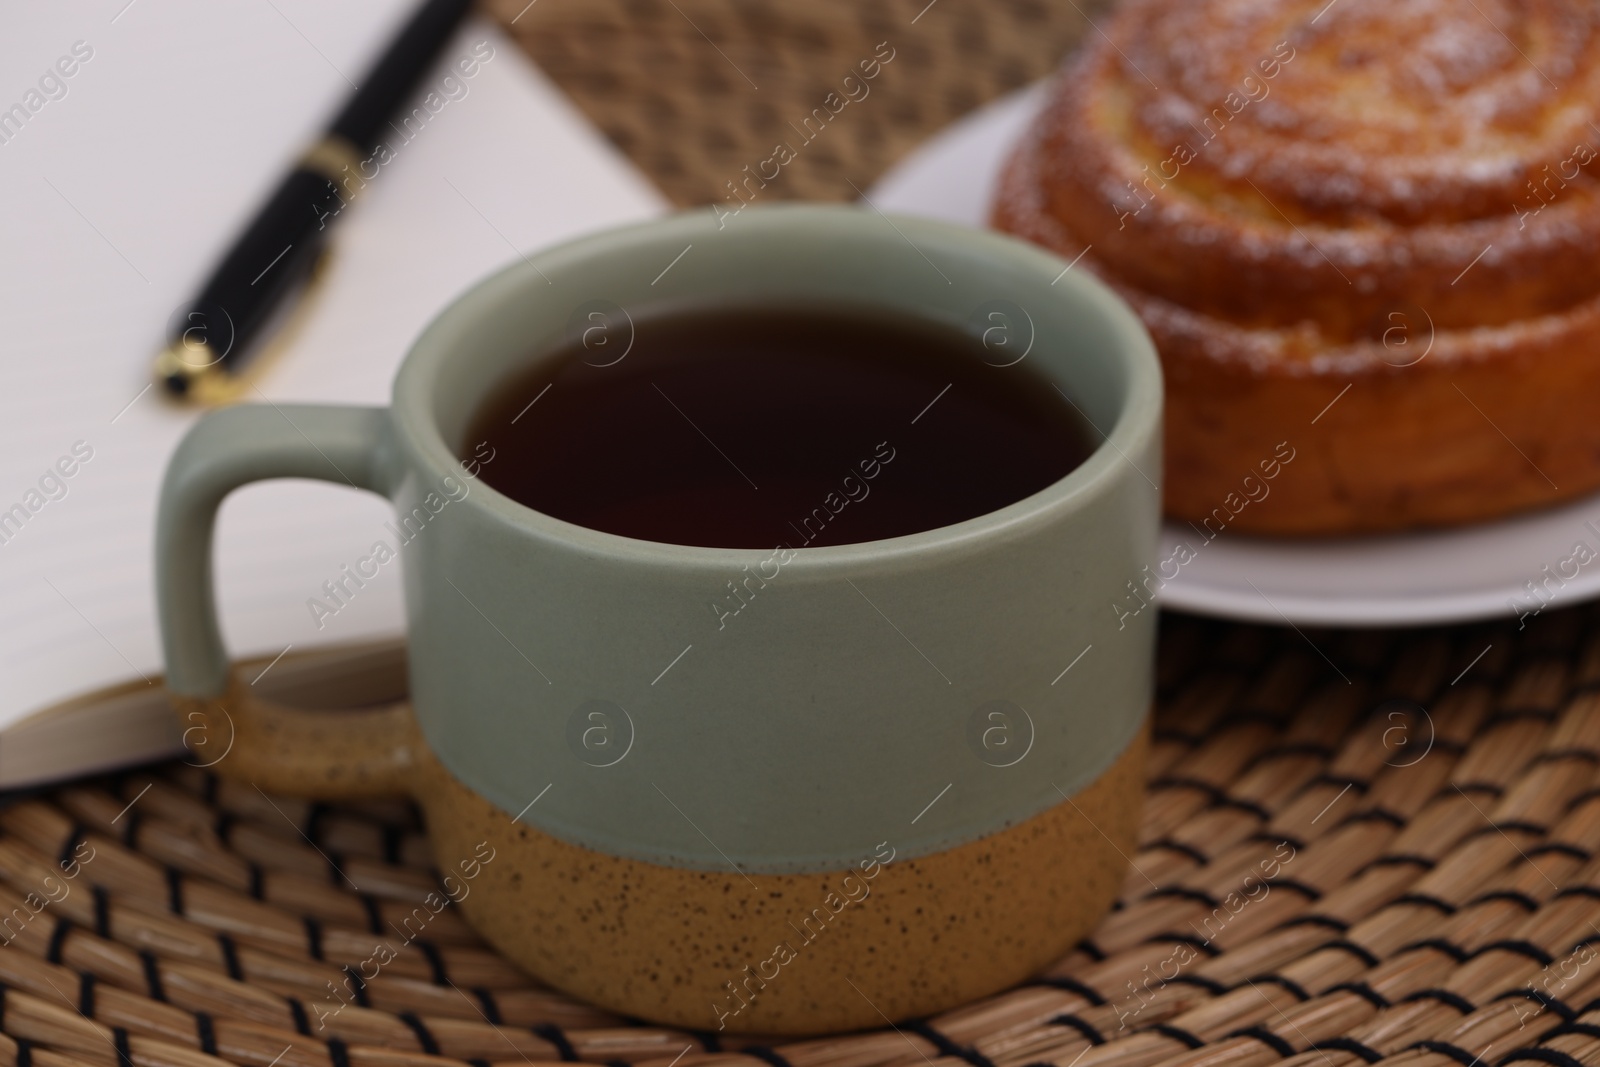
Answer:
[[8, 8, 1599, 1067], [487, 0, 1112, 205], [3, 607, 1600, 1067]]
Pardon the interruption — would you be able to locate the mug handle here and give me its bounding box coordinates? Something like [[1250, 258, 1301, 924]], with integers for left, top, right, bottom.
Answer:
[[156, 403, 420, 799]]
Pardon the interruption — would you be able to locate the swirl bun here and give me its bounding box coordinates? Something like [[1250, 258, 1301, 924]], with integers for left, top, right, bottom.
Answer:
[[994, 0, 1600, 534]]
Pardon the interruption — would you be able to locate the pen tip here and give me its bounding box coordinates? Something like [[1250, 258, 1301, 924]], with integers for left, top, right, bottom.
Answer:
[[153, 342, 240, 405]]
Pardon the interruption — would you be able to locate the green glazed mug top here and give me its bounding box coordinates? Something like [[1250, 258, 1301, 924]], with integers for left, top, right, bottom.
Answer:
[[158, 202, 1162, 875]]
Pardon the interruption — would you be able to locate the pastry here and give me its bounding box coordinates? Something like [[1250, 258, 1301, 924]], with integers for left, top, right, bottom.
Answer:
[[994, 0, 1600, 535]]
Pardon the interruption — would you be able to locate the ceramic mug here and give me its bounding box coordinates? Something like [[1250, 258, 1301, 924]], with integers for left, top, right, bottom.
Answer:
[[155, 204, 1162, 1035]]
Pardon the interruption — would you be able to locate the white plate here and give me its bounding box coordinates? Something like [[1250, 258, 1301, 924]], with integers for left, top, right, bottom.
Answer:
[[867, 84, 1600, 628]]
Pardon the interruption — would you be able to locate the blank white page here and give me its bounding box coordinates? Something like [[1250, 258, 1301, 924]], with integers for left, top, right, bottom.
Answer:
[[0, 2, 667, 729]]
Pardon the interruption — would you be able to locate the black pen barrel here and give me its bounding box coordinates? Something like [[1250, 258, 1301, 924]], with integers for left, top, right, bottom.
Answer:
[[331, 0, 474, 152], [167, 169, 341, 380], [156, 0, 476, 400]]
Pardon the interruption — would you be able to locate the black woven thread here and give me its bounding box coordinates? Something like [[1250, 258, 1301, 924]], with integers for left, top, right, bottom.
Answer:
[[1036, 976, 1107, 1005], [1264, 877, 1322, 900], [1152, 728, 1201, 746], [342, 965, 370, 1008], [1311, 774, 1370, 794], [112, 1026, 132, 1067], [1230, 1026, 1296, 1058], [1327, 981, 1390, 1009], [166, 867, 185, 916], [414, 939, 449, 985], [248, 863, 265, 900], [1151, 933, 1221, 958], [1169, 975, 1229, 996], [46, 917, 72, 964], [304, 916, 325, 960], [362, 895, 385, 935], [14, 1038, 31, 1067], [1147, 778, 1273, 821], [1402, 938, 1470, 963], [1465, 820, 1549, 842], [92, 886, 111, 937], [1529, 843, 1592, 863], [741, 1048, 796, 1067], [1247, 975, 1311, 1002], [77, 972, 95, 1016], [1151, 1024, 1204, 1049], [1473, 939, 1554, 966], [326, 1036, 353, 1067], [1147, 839, 1209, 864], [1361, 854, 1437, 872], [120, 811, 142, 848], [1483, 707, 1560, 727], [1564, 787, 1600, 813], [1470, 890, 1540, 911], [532, 1022, 581, 1061], [1206, 709, 1284, 733], [1497, 988, 1578, 1021], [474, 987, 503, 1025], [286, 996, 312, 1035], [1555, 886, 1600, 903], [902, 1020, 997, 1067], [382, 824, 405, 865], [1497, 1050, 1588, 1067], [139, 950, 166, 1001], [57, 823, 85, 868], [1402, 989, 1478, 1014], [1393, 892, 1457, 914], [399, 1011, 441, 1054], [1347, 808, 1406, 829], [1534, 747, 1600, 766], [1312, 1037, 1383, 1063], [1249, 832, 1306, 853], [1320, 939, 1381, 967], [194, 1011, 218, 1055], [1253, 741, 1335, 763], [217, 933, 244, 981], [1048, 1014, 1105, 1045], [1541, 1023, 1600, 1042], [304, 802, 330, 846], [1145, 887, 1219, 908]]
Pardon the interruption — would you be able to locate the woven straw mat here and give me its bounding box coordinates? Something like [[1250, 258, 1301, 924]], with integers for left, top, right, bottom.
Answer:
[[7, 8, 1600, 1067], [4, 609, 1600, 1067], [486, 0, 1116, 205]]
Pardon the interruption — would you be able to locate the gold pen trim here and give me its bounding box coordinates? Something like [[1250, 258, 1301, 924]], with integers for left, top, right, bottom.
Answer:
[[153, 245, 339, 407], [299, 135, 365, 185], [153, 342, 247, 406]]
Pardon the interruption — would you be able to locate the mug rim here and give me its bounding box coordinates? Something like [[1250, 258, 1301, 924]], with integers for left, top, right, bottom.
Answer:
[[391, 203, 1162, 568]]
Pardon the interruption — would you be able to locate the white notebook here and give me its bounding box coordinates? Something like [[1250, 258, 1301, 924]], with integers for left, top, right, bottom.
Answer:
[[0, 1, 668, 786]]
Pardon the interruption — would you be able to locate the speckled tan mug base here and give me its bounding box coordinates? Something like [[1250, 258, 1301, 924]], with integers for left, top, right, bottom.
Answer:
[[175, 684, 1146, 1035]]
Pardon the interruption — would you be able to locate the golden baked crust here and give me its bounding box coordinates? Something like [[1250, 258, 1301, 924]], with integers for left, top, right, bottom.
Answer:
[[994, 0, 1600, 535]]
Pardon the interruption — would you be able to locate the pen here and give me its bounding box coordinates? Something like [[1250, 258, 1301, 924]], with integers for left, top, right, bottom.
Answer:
[[155, 0, 473, 403]]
